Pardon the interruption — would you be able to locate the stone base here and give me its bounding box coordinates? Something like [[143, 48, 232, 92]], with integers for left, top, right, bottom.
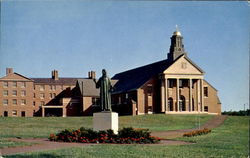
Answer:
[[93, 111, 118, 134]]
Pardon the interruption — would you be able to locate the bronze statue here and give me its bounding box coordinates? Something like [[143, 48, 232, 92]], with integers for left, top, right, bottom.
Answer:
[[96, 69, 112, 111]]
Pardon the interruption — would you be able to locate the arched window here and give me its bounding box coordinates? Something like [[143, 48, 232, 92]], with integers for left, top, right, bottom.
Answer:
[[168, 98, 173, 111], [179, 95, 186, 111]]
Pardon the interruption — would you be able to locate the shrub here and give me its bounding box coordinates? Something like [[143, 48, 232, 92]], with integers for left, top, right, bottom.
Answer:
[[49, 127, 160, 144], [183, 128, 212, 137]]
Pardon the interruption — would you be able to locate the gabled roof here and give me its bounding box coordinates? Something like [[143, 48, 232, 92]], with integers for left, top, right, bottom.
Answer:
[[0, 72, 33, 81], [112, 58, 173, 93], [31, 78, 83, 85], [204, 80, 217, 91], [184, 56, 205, 73], [77, 79, 99, 97], [77, 79, 118, 97], [14, 73, 33, 81], [112, 54, 205, 93]]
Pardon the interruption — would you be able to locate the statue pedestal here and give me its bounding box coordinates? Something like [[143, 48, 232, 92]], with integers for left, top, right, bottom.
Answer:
[[93, 111, 118, 134]]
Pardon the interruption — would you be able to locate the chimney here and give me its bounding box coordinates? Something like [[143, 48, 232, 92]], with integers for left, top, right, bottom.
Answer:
[[6, 68, 13, 75], [52, 70, 59, 80], [88, 71, 96, 79], [91, 71, 96, 79]]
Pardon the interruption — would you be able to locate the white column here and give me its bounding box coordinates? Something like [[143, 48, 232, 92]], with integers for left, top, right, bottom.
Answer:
[[161, 76, 165, 112], [42, 106, 45, 117], [189, 79, 192, 112], [176, 78, 179, 112], [197, 79, 201, 112], [201, 79, 204, 112], [164, 77, 168, 112]]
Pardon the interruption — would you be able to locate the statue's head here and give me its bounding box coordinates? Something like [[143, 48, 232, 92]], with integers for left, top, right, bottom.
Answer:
[[102, 69, 107, 77]]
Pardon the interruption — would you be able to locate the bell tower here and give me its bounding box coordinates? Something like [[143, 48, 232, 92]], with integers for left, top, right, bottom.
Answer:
[[167, 25, 187, 61]]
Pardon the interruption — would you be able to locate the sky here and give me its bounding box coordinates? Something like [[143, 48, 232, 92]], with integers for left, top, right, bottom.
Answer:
[[0, 1, 249, 111]]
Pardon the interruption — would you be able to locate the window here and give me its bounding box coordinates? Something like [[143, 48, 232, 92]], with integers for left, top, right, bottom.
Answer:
[[179, 80, 183, 88], [50, 93, 53, 99], [92, 97, 99, 105], [204, 106, 208, 112], [40, 85, 45, 91], [147, 85, 153, 96], [12, 90, 17, 96], [3, 90, 8, 96], [13, 99, 17, 105], [125, 93, 128, 99], [3, 99, 8, 105], [40, 93, 45, 99], [33, 93, 36, 98], [21, 90, 26, 96], [13, 82, 17, 88], [21, 82, 26, 88], [50, 85, 56, 91], [12, 110, 17, 116], [3, 81, 8, 88], [204, 87, 208, 97], [21, 111, 25, 117], [21, 99, 26, 105], [4, 111, 8, 117], [33, 101, 36, 106], [168, 79, 174, 88]]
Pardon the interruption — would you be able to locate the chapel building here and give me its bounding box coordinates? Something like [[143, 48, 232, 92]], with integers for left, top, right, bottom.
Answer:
[[111, 29, 221, 115]]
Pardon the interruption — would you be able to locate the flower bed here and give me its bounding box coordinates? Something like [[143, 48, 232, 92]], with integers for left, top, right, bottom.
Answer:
[[183, 128, 212, 137], [49, 127, 160, 144]]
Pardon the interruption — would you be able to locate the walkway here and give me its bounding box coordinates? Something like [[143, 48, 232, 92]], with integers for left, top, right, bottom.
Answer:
[[0, 115, 228, 156]]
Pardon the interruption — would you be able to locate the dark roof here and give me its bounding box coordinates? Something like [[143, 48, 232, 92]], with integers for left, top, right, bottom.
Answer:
[[112, 54, 205, 93], [112, 58, 172, 93], [77, 79, 99, 97], [31, 78, 84, 85]]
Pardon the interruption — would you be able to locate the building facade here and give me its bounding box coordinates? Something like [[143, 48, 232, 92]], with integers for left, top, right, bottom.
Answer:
[[0, 29, 221, 117], [0, 69, 99, 117]]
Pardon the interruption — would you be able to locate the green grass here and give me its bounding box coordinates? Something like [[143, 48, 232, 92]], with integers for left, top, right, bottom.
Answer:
[[0, 138, 35, 149], [5, 116, 249, 158], [0, 114, 212, 138]]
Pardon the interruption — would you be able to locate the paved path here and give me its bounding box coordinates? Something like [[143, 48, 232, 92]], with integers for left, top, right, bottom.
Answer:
[[151, 115, 228, 139], [0, 115, 228, 156], [0, 138, 193, 156]]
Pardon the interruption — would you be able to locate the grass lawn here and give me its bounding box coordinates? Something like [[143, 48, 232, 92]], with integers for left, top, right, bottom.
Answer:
[[4, 116, 249, 158], [0, 138, 35, 149], [0, 114, 212, 138]]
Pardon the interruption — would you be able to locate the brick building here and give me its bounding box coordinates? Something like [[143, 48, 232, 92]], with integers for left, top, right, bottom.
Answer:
[[0, 69, 100, 117], [111, 29, 221, 115], [0, 29, 221, 117]]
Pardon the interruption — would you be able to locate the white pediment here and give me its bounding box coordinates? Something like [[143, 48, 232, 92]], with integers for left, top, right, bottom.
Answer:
[[164, 56, 203, 75]]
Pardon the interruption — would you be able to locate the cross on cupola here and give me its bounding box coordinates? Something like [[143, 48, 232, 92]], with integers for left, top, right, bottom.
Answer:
[[167, 25, 187, 61]]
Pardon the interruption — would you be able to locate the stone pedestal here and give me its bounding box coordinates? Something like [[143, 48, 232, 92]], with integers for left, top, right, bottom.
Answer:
[[93, 111, 118, 134]]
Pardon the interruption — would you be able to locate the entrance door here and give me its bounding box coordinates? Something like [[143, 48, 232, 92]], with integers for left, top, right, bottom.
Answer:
[[168, 98, 173, 111], [21, 111, 25, 117], [179, 95, 186, 111], [4, 111, 8, 117]]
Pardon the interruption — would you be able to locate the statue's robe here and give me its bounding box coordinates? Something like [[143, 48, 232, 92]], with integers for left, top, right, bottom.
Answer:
[[96, 76, 112, 111]]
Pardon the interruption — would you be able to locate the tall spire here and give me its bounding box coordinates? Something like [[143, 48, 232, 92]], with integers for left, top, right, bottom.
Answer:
[[167, 26, 186, 61]]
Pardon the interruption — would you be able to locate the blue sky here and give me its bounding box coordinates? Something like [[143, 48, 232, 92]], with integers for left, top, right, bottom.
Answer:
[[0, 1, 249, 111]]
